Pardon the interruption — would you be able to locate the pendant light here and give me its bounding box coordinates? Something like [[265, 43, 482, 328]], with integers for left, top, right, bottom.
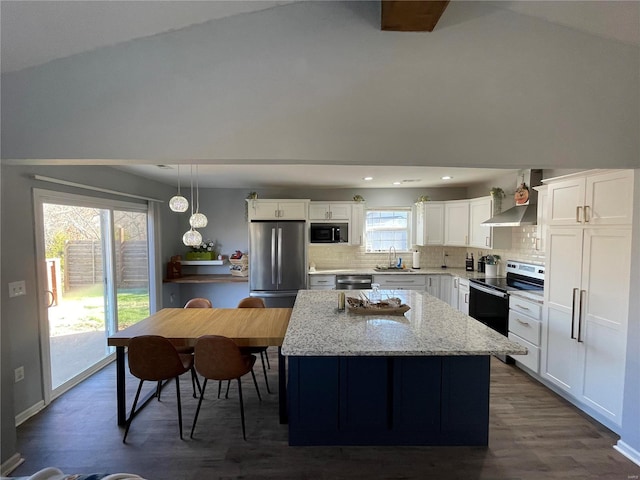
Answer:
[[182, 165, 203, 246], [189, 165, 208, 228], [169, 165, 189, 213]]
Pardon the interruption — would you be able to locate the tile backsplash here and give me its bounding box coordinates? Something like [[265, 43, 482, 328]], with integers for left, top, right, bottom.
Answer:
[[309, 226, 544, 274]]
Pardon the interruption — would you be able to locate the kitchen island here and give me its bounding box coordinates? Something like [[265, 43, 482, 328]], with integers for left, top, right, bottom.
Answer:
[[281, 289, 526, 446]]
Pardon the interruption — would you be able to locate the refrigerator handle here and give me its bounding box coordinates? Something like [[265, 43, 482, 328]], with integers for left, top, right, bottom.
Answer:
[[271, 228, 277, 285], [277, 227, 283, 285]]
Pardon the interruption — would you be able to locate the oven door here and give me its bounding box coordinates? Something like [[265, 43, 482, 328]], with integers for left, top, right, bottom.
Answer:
[[469, 282, 509, 336]]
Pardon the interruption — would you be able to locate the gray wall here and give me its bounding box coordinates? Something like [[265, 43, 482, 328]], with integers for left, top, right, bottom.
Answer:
[[0, 165, 179, 466], [2, 1, 638, 169]]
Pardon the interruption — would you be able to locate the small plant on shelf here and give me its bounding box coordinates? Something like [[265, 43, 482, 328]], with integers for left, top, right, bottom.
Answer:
[[186, 239, 220, 260]]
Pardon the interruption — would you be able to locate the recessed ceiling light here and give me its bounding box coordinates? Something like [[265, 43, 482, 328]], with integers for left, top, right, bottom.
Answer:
[[363, 176, 373, 181], [441, 176, 453, 180], [393, 181, 402, 185]]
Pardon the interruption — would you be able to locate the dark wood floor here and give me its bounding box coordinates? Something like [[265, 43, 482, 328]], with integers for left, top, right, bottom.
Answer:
[[12, 354, 640, 479]]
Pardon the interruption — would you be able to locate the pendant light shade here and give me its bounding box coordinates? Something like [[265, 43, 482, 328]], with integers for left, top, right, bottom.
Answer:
[[169, 165, 189, 213], [182, 228, 202, 247], [169, 195, 189, 213], [189, 212, 208, 228]]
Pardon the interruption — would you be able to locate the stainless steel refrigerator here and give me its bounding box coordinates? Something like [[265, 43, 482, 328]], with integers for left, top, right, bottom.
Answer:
[[249, 220, 307, 307]]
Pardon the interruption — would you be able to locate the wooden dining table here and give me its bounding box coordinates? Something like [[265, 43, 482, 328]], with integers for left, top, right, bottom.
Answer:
[[107, 307, 292, 426]]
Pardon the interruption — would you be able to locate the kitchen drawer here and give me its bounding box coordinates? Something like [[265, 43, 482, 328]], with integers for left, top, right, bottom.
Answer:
[[508, 310, 541, 345], [309, 275, 336, 288], [509, 295, 542, 320], [374, 275, 426, 288], [508, 333, 540, 373]]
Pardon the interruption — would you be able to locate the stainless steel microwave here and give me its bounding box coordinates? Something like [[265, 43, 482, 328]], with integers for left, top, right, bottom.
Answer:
[[310, 223, 349, 243]]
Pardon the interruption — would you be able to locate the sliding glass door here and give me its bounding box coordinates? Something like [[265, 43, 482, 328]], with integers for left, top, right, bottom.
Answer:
[[35, 190, 151, 401]]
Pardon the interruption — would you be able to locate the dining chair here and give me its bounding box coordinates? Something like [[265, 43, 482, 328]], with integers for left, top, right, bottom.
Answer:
[[184, 297, 213, 308], [123, 335, 196, 443], [190, 335, 262, 440], [236, 296, 272, 394]]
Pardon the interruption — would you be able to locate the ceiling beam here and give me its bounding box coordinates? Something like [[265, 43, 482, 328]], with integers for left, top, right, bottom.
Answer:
[[381, 1, 450, 32]]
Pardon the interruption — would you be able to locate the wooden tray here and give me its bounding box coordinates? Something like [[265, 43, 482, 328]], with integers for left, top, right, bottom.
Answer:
[[346, 297, 410, 315]]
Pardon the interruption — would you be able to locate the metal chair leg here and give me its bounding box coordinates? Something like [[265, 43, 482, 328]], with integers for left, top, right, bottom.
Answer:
[[237, 378, 246, 440], [260, 352, 271, 394], [175, 375, 183, 439], [123, 379, 144, 443], [250, 368, 262, 401], [190, 366, 201, 398], [263, 349, 271, 370], [190, 379, 208, 438], [225, 379, 231, 399], [156, 380, 162, 401]]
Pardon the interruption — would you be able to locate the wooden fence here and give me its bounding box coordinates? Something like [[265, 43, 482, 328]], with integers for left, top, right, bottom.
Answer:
[[64, 240, 148, 290]]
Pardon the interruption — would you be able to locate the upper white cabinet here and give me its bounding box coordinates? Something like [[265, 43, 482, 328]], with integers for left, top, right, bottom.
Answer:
[[534, 185, 548, 253], [444, 200, 470, 246], [350, 203, 365, 246], [414, 202, 444, 246], [308, 202, 351, 221], [546, 170, 633, 227], [468, 197, 511, 250], [248, 199, 309, 221]]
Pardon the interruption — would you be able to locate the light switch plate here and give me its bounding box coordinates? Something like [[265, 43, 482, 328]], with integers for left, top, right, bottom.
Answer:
[[8, 281, 26, 298]]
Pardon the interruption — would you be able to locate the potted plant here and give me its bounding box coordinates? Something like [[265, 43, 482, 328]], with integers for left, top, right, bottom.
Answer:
[[489, 187, 505, 215], [416, 194, 430, 203]]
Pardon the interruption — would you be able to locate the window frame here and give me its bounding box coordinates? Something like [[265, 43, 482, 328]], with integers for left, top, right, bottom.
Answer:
[[364, 207, 413, 253]]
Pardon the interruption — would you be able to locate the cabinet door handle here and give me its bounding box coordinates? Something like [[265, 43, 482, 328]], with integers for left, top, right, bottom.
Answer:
[[275, 209, 279, 218], [516, 319, 530, 327], [571, 287, 578, 339], [454, 278, 458, 288], [576, 206, 583, 223], [577, 289, 586, 343], [584, 205, 590, 223], [485, 236, 490, 247], [428, 278, 432, 287], [535, 237, 540, 251], [464, 293, 468, 304], [515, 304, 530, 311], [317, 280, 328, 283], [465, 235, 468, 245]]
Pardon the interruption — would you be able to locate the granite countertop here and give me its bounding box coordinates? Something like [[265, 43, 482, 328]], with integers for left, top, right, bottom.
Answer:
[[309, 267, 488, 279], [281, 290, 527, 357]]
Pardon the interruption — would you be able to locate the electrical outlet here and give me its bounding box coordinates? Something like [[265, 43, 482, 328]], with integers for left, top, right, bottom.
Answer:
[[8, 280, 26, 298], [14, 366, 24, 383]]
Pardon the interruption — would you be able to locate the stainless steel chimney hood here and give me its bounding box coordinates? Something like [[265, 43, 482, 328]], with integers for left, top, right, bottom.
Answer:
[[482, 169, 542, 227]]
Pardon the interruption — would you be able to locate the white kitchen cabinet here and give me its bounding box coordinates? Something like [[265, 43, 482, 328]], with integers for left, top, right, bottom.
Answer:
[[457, 277, 469, 315], [414, 202, 444, 246], [350, 203, 364, 246], [444, 200, 469, 246], [508, 295, 542, 373], [542, 226, 632, 427], [308, 202, 351, 221], [309, 274, 336, 290], [441, 275, 458, 308], [248, 199, 309, 221], [546, 170, 633, 227], [373, 275, 426, 291], [468, 196, 511, 250], [534, 185, 548, 253], [425, 275, 441, 299]]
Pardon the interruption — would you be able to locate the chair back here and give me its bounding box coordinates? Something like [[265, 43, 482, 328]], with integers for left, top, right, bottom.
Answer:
[[237, 297, 265, 308], [194, 335, 254, 381], [184, 297, 213, 308], [128, 335, 188, 381]]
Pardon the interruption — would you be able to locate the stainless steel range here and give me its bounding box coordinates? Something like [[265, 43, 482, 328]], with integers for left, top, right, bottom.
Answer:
[[469, 260, 544, 337]]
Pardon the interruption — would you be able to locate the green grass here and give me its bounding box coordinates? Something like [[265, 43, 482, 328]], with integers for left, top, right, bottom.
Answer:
[[53, 285, 149, 333]]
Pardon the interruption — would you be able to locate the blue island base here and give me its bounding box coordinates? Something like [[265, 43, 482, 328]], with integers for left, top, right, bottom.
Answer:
[[288, 355, 490, 446]]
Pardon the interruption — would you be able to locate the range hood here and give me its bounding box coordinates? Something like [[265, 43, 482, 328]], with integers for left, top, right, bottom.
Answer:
[[482, 169, 543, 227]]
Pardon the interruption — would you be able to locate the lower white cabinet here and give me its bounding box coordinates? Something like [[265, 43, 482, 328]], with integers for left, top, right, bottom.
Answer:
[[508, 295, 542, 373], [425, 275, 440, 299], [542, 226, 632, 428], [457, 278, 469, 315], [309, 274, 336, 290], [374, 275, 426, 291], [442, 275, 457, 308]]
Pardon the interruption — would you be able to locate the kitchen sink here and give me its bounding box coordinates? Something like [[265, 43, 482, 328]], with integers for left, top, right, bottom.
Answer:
[[374, 266, 413, 272]]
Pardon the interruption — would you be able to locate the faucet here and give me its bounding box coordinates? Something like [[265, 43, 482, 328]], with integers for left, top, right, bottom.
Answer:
[[388, 246, 397, 268]]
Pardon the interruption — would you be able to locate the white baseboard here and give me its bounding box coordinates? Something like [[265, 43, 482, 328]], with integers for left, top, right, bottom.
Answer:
[[1, 453, 24, 476], [614, 440, 640, 467], [15, 400, 45, 427]]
